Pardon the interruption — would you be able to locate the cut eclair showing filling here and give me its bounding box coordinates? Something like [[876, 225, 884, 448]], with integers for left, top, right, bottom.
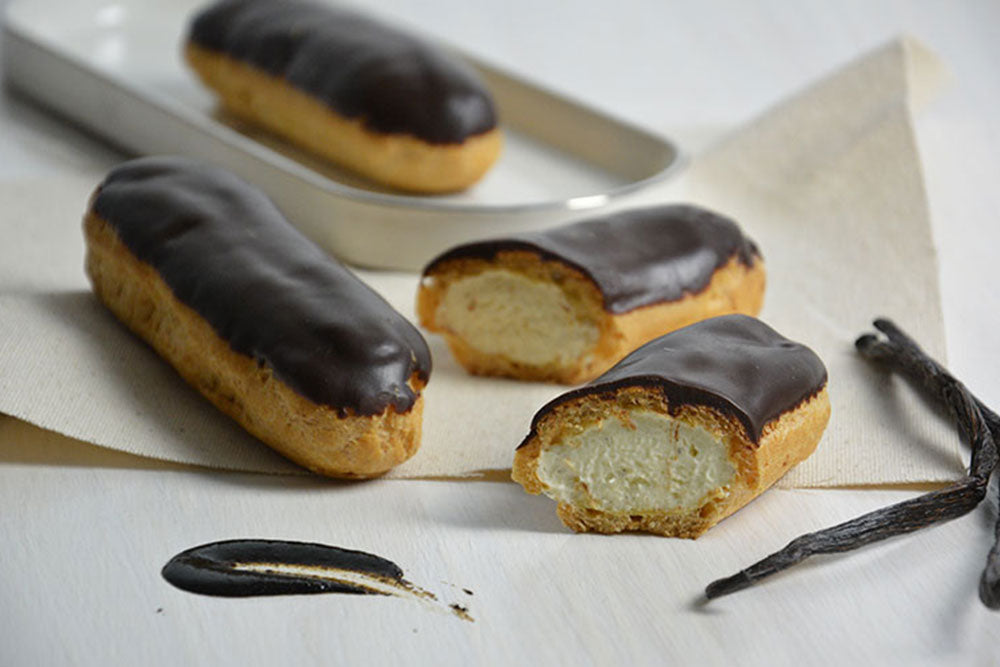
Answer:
[[418, 205, 765, 384], [512, 314, 830, 538]]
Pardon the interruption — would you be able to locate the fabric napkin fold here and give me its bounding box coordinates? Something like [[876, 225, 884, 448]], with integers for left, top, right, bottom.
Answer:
[[0, 36, 963, 485]]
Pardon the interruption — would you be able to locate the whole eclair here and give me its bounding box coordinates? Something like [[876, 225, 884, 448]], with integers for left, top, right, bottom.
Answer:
[[83, 156, 431, 478], [185, 0, 502, 193]]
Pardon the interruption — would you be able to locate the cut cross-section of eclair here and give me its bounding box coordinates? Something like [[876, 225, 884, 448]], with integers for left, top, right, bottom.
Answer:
[[512, 315, 830, 538], [185, 0, 502, 193], [417, 205, 765, 384], [84, 156, 432, 478]]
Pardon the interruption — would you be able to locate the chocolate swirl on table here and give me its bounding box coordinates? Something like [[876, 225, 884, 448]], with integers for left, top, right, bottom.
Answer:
[[423, 205, 761, 314], [520, 315, 827, 444], [188, 0, 498, 144], [91, 156, 431, 417], [162, 540, 406, 597], [161, 539, 475, 620]]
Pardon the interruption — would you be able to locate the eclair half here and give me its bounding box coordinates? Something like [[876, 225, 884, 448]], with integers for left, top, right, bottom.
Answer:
[[418, 205, 765, 384], [512, 315, 830, 538]]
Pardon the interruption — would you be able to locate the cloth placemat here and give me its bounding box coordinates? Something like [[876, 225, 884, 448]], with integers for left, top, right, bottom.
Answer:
[[0, 36, 963, 485]]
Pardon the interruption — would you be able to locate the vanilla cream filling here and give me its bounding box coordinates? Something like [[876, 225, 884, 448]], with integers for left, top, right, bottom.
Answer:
[[436, 270, 599, 366], [536, 410, 736, 513]]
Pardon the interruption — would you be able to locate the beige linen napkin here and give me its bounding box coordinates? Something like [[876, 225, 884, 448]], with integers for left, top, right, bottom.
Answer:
[[0, 36, 963, 485]]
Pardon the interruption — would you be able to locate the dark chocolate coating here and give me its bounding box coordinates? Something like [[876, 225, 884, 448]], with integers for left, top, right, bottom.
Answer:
[[188, 0, 497, 144], [521, 315, 827, 444], [423, 205, 761, 314], [91, 156, 431, 417], [162, 539, 405, 597]]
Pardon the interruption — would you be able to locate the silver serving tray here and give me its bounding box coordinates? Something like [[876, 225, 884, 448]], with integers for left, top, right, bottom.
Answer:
[[2, 0, 681, 270]]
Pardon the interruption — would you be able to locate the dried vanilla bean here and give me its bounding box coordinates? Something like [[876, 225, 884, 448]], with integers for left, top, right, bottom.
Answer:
[[705, 319, 997, 603], [982, 505, 1000, 609], [861, 319, 1000, 453], [705, 477, 987, 599], [861, 319, 1000, 607], [856, 319, 998, 478]]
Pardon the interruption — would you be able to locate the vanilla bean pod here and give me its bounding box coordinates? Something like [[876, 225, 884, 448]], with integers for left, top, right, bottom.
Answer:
[[860, 319, 1000, 607], [864, 318, 1000, 466], [856, 320, 998, 477], [982, 507, 1000, 609], [705, 476, 988, 599], [705, 319, 996, 602], [977, 429, 1000, 609]]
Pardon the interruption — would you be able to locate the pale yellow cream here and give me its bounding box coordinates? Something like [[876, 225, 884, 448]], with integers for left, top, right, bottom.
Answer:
[[436, 270, 598, 367], [536, 410, 736, 513]]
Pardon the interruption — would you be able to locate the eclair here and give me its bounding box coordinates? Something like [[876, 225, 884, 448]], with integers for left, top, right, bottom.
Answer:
[[417, 205, 765, 384], [512, 315, 830, 538], [83, 156, 432, 478], [185, 0, 502, 193]]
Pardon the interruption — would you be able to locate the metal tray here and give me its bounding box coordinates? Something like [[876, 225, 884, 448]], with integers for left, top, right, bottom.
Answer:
[[2, 0, 681, 270]]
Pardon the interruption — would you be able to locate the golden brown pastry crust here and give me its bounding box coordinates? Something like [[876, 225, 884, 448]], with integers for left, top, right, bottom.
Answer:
[[417, 250, 766, 385], [512, 386, 831, 538], [84, 211, 424, 478], [186, 44, 502, 193]]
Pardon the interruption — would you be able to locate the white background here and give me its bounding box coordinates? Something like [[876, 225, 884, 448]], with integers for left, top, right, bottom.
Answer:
[[2, 1, 999, 665]]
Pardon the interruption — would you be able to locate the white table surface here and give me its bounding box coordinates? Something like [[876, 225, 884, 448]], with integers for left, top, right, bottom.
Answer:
[[2, 1, 1000, 665]]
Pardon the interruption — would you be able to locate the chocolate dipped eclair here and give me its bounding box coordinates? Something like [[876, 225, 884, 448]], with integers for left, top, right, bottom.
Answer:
[[185, 0, 502, 193], [417, 205, 765, 384], [84, 156, 431, 478], [512, 315, 830, 538]]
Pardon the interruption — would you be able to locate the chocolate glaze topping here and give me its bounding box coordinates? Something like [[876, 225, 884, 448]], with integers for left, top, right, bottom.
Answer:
[[424, 205, 761, 314], [521, 315, 827, 444], [161, 539, 405, 597], [91, 156, 431, 416], [188, 0, 498, 144]]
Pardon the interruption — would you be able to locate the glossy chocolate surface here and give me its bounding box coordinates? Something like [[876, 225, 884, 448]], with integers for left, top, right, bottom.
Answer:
[[91, 156, 431, 416], [189, 0, 497, 144], [161, 540, 405, 597], [424, 205, 761, 314], [522, 315, 827, 443]]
